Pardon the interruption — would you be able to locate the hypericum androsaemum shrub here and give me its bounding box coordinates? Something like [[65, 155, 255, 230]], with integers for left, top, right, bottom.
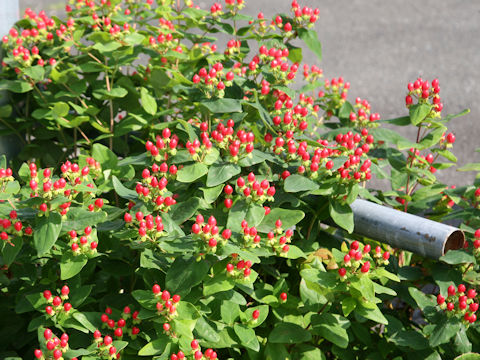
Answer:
[[0, 0, 478, 359]]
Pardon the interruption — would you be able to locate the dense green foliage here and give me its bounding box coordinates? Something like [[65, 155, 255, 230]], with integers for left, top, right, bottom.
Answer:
[[0, 1, 479, 359]]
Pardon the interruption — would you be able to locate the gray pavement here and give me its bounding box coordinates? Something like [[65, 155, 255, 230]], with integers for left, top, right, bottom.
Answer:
[[16, 0, 480, 186]]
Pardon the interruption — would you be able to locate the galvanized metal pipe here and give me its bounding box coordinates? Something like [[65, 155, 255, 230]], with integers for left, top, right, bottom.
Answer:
[[350, 199, 464, 259]]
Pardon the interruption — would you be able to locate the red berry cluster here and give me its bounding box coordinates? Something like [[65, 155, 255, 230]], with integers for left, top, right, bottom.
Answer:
[[186, 339, 219, 360], [349, 97, 380, 126], [192, 63, 235, 98], [405, 77, 442, 114], [145, 131, 179, 162], [471, 229, 480, 260], [148, 24, 182, 56], [0, 167, 14, 187], [434, 185, 457, 211], [333, 130, 374, 181], [191, 214, 231, 253], [186, 137, 213, 162], [270, 92, 312, 135], [239, 219, 293, 255], [34, 329, 74, 360], [100, 306, 140, 339], [92, 331, 120, 360], [225, 173, 275, 207], [28, 164, 72, 216], [152, 284, 181, 322], [124, 211, 166, 244], [437, 284, 479, 325], [225, 0, 245, 12], [226, 253, 253, 279], [1, 9, 59, 73], [137, 162, 177, 212], [208, 120, 255, 162], [302, 64, 323, 83], [317, 77, 350, 117], [337, 241, 390, 279], [440, 131, 456, 149], [43, 285, 73, 317], [68, 226, 98, 255], [291, 0, 320, 27], [406, 147, 438, 174], [256, 45, 297, 83], [0, 210, 33, 245], [210, 2, 223, 16]]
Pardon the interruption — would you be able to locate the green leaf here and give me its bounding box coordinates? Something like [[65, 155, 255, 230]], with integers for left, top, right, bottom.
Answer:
[[269, 322, 312, 344], [140, 87, 157, 115], [284, 174, 319, 192], [458, 163, 480, 172], [389, 330, 429, 350], [112, 175, 138, 201], [34, 212, 62, 256], [408, 288, 436, 310], [201, 184, 224, 204], [355, 302, 388, 325], [342, 297, 356, 317], [194, 317, 220, 343], [311, 313, 350, 348], [165, 256, 209, 296], [1, 237, 23, 266], [439, 250, 475, 265], [329, 200, 354, 233], [338, 101, 355, 120], [62, 208, 107, 231], [242, 305, 269, 328], [201, 98, 242, 113], [257, 208, 304, 233], [177, 163, 208, 183], [206, 163, 241, 187], [429, 317, 461, 347], [92, 143, 118, 168], [234, 324, 259, 351], [298, 28, 322, 61], [203, 273, 235, 296], [170, 197, 201, 224], [453, 324, 472, 354], [409, 103, 432, 126], [138, 336, 170, 356], [221, 300, 240, 324], [60, 253, 88, 280], [24, 66, 45, 81], [455, 354, 480, 360]]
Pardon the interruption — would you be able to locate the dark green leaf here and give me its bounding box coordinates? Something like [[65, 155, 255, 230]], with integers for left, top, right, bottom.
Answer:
[[165, 256, 209, 296], [409, 103, 432, 126], [177, 163, 208, 183], [60, 253, 88, 280], [234, 324, 259, 351], [298, 28, 322, 61], [311, 313, 350, 348], [329, 200, 354, 233], [206, 163, 241, 187], [269, 322, 312, 344], [140, 87, 157, 115], [284, 174, 319, 192], [34, 212, 62, 256]]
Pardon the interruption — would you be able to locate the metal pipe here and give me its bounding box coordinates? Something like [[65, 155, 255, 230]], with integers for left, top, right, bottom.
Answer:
[[350, 199, 464, 259]]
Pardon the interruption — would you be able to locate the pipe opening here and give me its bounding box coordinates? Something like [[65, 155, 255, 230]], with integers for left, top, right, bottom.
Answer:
[[443, 230, 465, 255]]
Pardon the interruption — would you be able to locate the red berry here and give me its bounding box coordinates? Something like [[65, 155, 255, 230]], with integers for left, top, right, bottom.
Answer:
[[252, 309, 260, 320], [152, 284, 161, 294], [437, 294, 445, 305], [447, 285, 456, 296], [191, 339, 199, 349], [280, 292, 287, 301], [446, 133, 455, 144], [104, 335, 113, 345], [338, 268, 347, 277]]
